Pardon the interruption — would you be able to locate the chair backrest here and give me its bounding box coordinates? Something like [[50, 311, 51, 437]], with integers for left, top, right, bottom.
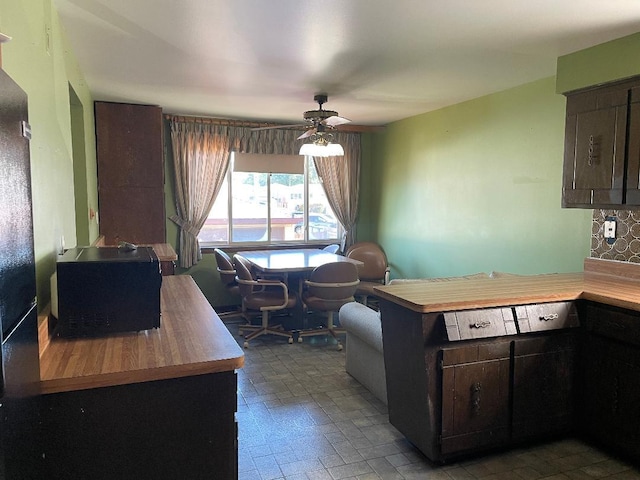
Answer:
[[233, 255, 256, 298], [322, 244, 340, 254], [345, 242, 388, 282], [214, 248, 237, 286], [306, 262, 359, 301]]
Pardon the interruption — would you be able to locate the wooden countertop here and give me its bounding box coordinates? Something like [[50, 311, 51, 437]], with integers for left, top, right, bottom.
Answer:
[[39, 275, 244, 395], [374, 258, 640, 314], [146, 243, 178, 262]]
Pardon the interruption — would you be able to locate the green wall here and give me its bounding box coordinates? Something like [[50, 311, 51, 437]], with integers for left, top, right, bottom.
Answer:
[[556, 32, 640, 94], [0, 0, 97, 309], [369, 76, 592, 279]]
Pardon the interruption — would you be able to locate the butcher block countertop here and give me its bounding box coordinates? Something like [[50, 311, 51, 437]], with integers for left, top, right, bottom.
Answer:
[[374, 258, 640, 314], [39, 275, 244, 395]]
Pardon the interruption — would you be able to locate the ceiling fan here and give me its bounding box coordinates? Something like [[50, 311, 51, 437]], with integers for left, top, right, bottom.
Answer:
[[253, 94, 351, 139]]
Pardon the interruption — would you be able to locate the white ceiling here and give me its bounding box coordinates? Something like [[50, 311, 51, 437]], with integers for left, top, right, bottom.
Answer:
[[54, 0, 640, 127]]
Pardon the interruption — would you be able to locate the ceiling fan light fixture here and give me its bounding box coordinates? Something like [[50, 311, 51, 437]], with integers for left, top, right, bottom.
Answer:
[[324, 142, 345, 156], [299, 134, 344, 157]]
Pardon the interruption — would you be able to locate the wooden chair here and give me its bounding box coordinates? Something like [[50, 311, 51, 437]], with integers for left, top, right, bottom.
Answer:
[[298, 261, 360, 350], [233, 255, 296, 348], [344, 242, 390, 308]]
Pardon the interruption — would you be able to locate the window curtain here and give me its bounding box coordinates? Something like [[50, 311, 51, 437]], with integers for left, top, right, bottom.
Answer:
[[312, 131, 361, 251], [169, 118, 232, 268], [235, 127, 302, 155]]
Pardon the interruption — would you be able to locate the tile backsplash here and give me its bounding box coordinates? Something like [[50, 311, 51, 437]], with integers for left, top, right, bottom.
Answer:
[[591, 209, 640, 263]]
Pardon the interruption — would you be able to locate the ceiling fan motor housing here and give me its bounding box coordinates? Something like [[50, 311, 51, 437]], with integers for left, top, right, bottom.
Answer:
[[303, 109, 339, 121], [303, 93, 338, 123]]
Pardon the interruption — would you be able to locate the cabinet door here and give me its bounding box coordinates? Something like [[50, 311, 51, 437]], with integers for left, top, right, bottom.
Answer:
[[562, 86, 628, 207], [440, 342, 510, 456], [95, 102, 166, 244], [96, 102, 164, 188], [625, 86, 640, 205], [512, 334, 575, 441], [581, 335, 640, 459]]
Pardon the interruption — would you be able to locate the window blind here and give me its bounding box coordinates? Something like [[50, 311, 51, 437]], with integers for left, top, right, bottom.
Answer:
[[233, 153, 304, 174]]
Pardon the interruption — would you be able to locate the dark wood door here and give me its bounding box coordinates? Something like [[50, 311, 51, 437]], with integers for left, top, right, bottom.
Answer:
[[440, 342, 510, 456], [580, 334, 640, 460], [580, 303, 640, 461], [512, 334, 576, 441], [562, 84, 628, 207], [625, 85, 640, 205], [95, 102, 165, 244]]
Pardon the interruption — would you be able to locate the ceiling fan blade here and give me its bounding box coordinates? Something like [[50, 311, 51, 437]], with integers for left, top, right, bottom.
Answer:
[[252, 123, 306, 132], [297, 128, 316, 140], [323, 115, 351, 127]]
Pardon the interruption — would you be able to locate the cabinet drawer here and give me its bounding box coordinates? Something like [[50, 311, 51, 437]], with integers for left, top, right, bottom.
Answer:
[[514, 302, 579, 333], [586, 303, 640, 346], [443, 308, 516, 341], [440, 339, 511, 367]]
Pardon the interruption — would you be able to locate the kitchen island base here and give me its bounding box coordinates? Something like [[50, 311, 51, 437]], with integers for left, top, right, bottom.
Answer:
[[43, 370, 237, 480], [375, 261, 640, 466]]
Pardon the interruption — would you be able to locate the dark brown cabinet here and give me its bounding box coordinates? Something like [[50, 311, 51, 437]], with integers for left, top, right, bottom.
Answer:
[[562, 76, 640, 208], [580, 303, 640, 459], [43, 372, 238, 480], [380, 300, 579, 463], [440, 341, 511, 455], [512, 333, 576, 441], [95, 101, 166, 244]]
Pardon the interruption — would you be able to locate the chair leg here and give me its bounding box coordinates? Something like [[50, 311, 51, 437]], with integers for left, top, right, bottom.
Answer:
[[296, 311, 344, 351], [238, 303, 261, 337], [243, 311, 294, 348]]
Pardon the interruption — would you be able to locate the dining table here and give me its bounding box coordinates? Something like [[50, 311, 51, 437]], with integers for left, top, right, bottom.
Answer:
[[235, 248, 361, 277], [234, 248, 363, 325]]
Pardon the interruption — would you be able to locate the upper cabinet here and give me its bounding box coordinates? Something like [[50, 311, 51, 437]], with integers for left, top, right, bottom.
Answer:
[[562, 76, 640, 208], [95, 102, 166, 244]]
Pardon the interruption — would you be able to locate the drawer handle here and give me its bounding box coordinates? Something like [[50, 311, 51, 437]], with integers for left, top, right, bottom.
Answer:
[[470, 321, 491, 329], [471, 382, 482, 416], [539, 313, 559, 321], [605, 321, 627, 331]]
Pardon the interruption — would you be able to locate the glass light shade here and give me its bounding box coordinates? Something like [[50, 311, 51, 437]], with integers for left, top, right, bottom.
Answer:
[[299, 141, 344, 157]]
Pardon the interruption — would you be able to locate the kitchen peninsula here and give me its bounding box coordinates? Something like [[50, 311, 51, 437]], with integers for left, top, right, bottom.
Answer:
[[375, 258, 640, 464], [38, 275, 244, 479]]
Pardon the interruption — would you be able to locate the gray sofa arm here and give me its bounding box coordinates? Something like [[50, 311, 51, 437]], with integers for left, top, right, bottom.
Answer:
[[338, 301, 387, 404], [339, 302, 383, 353]]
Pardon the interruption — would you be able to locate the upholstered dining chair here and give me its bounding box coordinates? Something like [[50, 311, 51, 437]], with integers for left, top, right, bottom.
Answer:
[[233, 254, 296, 348], [213, 248, 244, 320], [298, 261, 360, 350], [344, 241, 390, 308], [322, 244, 341, 254]]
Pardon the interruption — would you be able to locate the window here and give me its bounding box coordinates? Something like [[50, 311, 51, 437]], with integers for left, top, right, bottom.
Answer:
[[199, 154, 342, 245]]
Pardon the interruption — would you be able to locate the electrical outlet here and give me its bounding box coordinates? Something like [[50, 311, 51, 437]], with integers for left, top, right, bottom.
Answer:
[[604, 216, 617, 244]]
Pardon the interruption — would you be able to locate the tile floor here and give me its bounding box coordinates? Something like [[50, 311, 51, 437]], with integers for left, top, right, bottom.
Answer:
[[226, 320, 640, 480]]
